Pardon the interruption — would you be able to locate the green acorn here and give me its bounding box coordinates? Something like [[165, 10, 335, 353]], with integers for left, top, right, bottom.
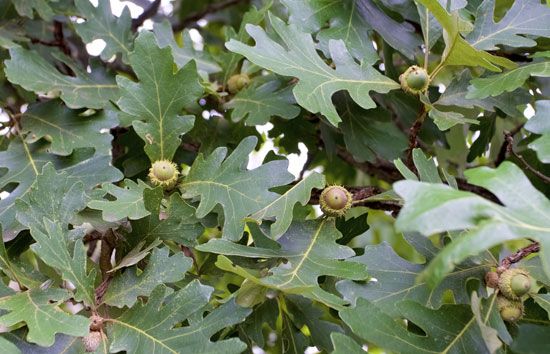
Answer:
[[320, 185, 352, 217], [496, 295, 524, 322], [227, 73, 250, 93], [82, 331, 102, 352], [399, 65, 430, 94], [148, 160, 179, 190], [498, 268, 531, 300]]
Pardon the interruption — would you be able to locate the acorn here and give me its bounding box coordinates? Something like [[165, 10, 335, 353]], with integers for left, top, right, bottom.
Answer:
[[320, 185, 352, 217], [399, 65, 429, 94], [227, 73, 250, 93], [82, 331, 102, 352], [496, 295, 524, 322], [89, 314, 104, 331], [148, 160, 179, 189], [485, 271, 499, 289], [498, 268, 531, 300]]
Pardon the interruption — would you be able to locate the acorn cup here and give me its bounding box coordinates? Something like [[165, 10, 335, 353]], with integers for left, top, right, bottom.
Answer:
[[320, 185, 352, 217]]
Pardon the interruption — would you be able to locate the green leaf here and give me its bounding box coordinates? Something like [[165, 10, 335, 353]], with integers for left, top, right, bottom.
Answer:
[[20, 100, 117, 156], [357, 0, 422, 60], [394, 162, 550, 287], [339, 102, 407, 162], [88, 179, 151, 222], [224, 79, 301, 126], [511, 324, 550, 353], [179, 136, 294, 241], [429, 107, 478, 131], [74, 0, 134, 62], [340, 299, 498, 354], [0, 140, 123, 239], [533, 294, 550, 317], [0, 226, 45, 289], [117, 31, 203, 162], [127, 192, 203, 247], [16, 164, 96, 305], [336, 233, 492, 316], [282, 0, 379, 61], [226, 13, 399, 126], [435, 70, 527, 117], [0, 336, 20, 354], [466, 0, 550, 51], [153, 20, 221, 74], [415, 0, 516, 72], [197, 219, 369, 308], [330, 333, 364, 354], [109, 282, 251, 354], [0, 288, 89, 347], [525, 100, 550, 163], [4, 48, 119, 109], [102, 247, 192, 308], [12, 0, 54, 20], [221, 5, 268, 85], [467, 61, 550, 99], [109, 239, 163, 273], [250, 172, 325, 239]]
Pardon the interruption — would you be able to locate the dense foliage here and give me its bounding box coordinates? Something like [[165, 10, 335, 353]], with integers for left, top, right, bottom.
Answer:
[[0, 0, 549, 353]]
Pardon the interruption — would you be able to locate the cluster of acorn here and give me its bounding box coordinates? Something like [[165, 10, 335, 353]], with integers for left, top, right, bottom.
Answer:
[[486, 267, 533, 322]]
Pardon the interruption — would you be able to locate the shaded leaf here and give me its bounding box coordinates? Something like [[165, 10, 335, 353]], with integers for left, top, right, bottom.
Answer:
[[336, 233, 492, 316], [339, 101, 407, 162], [179, 136, 294, 241], [226, 13, 399, 125], [153, 20, 221, 74], [357, 0, 422, 59], [429, 106, 478, 131], [341, 299, 496, 354], [12, 0, 53, 20], [282, 0, 378, 61], [250, 172, 325, 239], [330, 333, 364, 354], [467, 0, 550, 51], [511, 324, 550, 353], [0, 288, 89, 347], [5, 48, 119, 109], [0, 142, 122, 239], [21, 100, 117, 156], [74, 0, 134, 62], [15, 164, 96, 305], [224, 79, 301, 126], [525, 100, 550, 163], [109, 282, 251, 353], [103, 247, 192, 308]]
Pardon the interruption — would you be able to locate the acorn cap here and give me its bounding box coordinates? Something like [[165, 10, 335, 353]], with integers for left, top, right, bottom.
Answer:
[[496, 295, 524, 322], [149, 160, 179, 189], [498, 268, 531, 300], [320, 185, 352, 217], [399, 65, 430, 94], [82, 331, 102, 352], [227, 73, 250, 93]]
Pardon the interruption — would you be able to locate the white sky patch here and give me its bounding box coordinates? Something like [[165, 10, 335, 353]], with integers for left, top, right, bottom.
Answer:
[[109, 0, 143, 17], [141, 19, 154, 30], [188, 29, 204, 50], [86, 38, 107, 56], [524, 103, 535, 119]]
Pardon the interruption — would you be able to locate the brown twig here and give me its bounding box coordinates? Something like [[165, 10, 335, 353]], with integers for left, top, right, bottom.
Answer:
[[132, 0, 161, 31], [500, 242, 540, 269], [504, 132, 550, 184], [405, 105, 427, 171], [495, 123, 524, 166], [173, 0, 248, 31]]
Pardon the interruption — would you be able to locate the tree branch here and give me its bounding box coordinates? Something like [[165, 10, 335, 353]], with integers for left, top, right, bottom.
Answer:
[[503, 131, 550, 184], [405, 105, 427, 171], [500, 242, 540, 269], [132, 0, 161, 31], [173, 0, 248, 32]]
